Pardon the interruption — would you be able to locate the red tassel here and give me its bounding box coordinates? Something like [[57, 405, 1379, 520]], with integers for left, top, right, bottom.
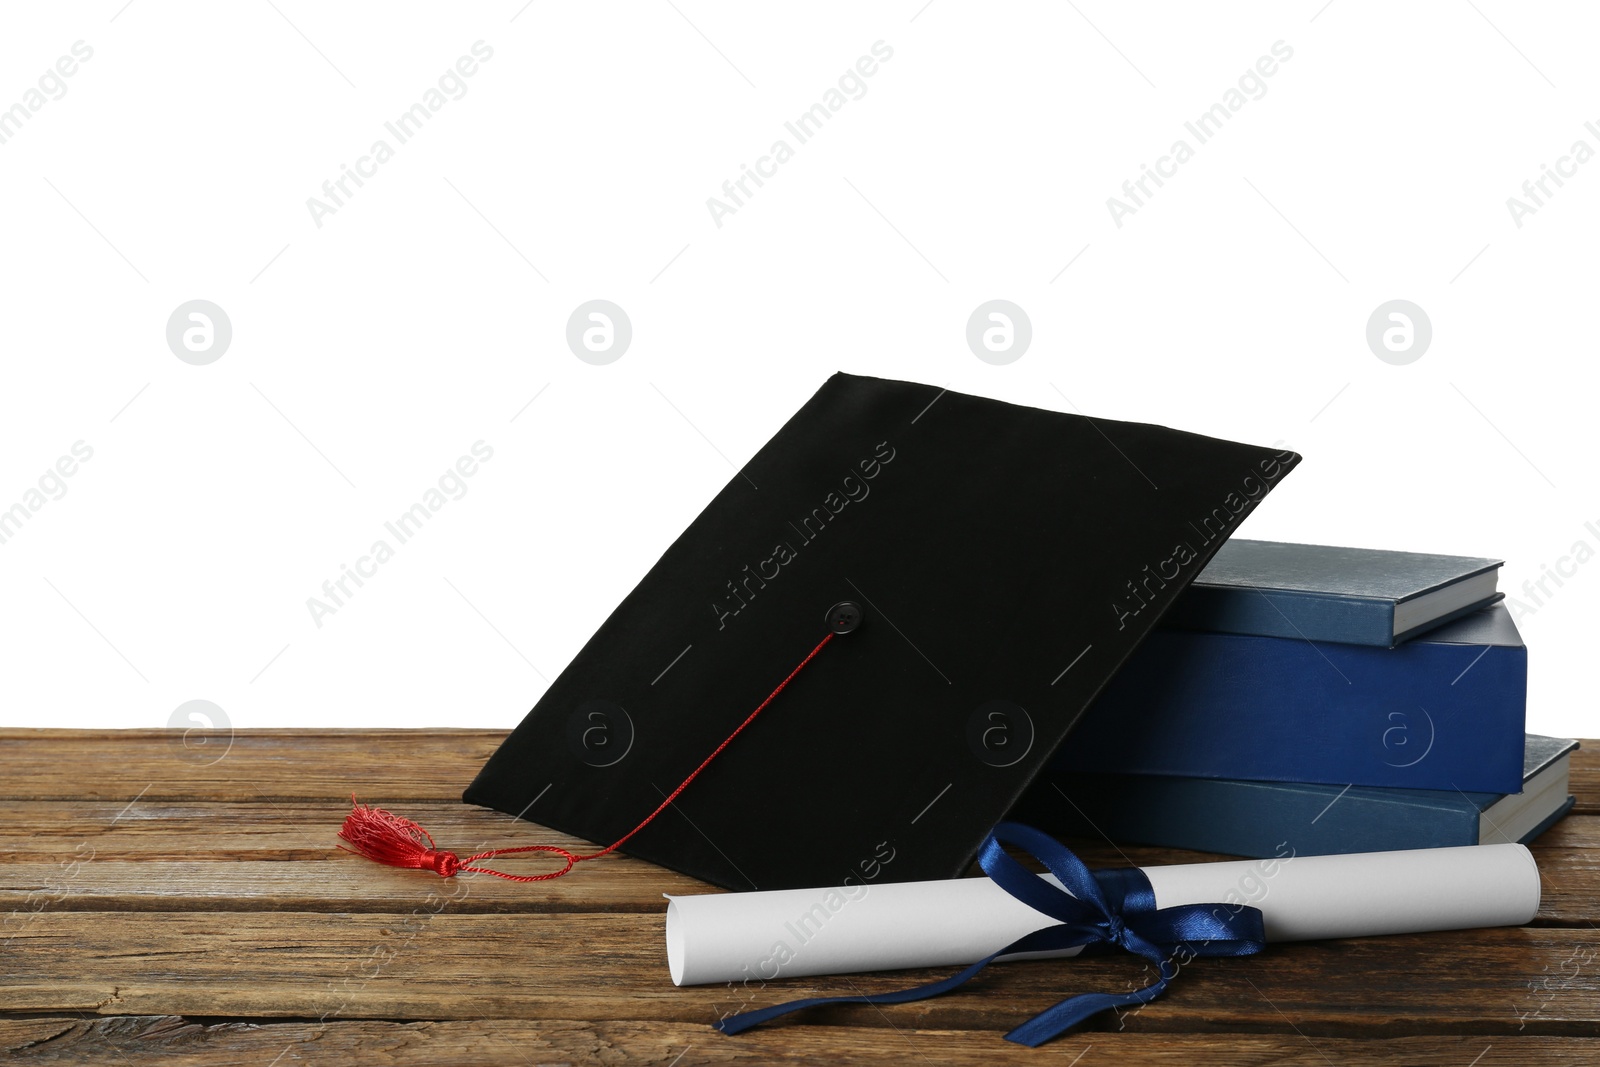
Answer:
[[338, 797, 464, 877], [338, 630, 836, 881], [337, 795, 580, 881]]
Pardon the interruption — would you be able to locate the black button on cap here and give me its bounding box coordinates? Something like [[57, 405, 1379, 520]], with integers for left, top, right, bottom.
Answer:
[[827, 601, 863, 634]]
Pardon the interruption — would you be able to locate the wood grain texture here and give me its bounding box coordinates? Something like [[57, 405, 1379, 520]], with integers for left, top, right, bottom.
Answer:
[[7, 1017, 1583, 1067], [1, 730, 1595, 1065], [2, 802, 1598, 924], [5, 913, 1598, 1034], [1571, 742, 1597, 816], [0, 729, 501, 801]]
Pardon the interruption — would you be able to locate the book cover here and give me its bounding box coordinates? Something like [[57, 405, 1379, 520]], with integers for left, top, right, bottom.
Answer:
[[1053, 603, 1527, 793], [1162, 539, 1503, 646], [1019, 735, 1575, 858]]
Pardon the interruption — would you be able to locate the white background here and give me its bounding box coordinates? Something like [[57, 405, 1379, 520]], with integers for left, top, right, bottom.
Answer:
[[0, 2, 1594, 741]]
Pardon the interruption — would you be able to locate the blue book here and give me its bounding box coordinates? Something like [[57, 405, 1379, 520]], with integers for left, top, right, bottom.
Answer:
[[1019, 735, 1576, 858], [1056, 603, 1527, 792], [1163, 539, 1504, 647]]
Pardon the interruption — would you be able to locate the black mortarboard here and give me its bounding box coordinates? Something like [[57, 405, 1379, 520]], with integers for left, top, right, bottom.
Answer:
[[463, 372, 1300, 890]]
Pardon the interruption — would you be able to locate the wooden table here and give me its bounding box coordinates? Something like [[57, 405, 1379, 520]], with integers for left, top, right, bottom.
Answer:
[[2, 730, 1596, 1064]]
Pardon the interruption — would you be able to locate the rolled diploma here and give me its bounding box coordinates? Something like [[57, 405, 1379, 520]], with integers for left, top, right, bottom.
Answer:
[[666, 842, 1540, 986]]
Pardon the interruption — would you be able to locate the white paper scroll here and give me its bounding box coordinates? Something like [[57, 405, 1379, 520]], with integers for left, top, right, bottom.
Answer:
[[666, 843, 1541, 986]]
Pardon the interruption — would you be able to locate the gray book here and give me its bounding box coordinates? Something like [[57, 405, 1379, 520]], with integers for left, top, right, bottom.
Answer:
[[1163, 539, 1504, 646]]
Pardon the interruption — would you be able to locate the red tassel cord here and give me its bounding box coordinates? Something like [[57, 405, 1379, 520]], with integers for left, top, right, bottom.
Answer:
[[339, 630, 835, 881]]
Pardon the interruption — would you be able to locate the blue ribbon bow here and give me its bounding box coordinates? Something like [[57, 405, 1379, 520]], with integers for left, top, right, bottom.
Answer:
[[713, 822, 1267, 1046]]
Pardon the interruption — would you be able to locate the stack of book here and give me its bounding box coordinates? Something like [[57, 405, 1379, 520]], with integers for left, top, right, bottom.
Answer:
[[1019, 540, 1577, 857]]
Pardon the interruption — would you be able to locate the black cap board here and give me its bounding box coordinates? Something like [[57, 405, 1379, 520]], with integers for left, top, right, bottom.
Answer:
[[464, 372, 1300, 891]]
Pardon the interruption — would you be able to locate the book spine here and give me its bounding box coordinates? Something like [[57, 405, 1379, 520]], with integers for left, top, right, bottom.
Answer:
[[1054, 628, 1527, 793], [1020, 774, 1479, 857]]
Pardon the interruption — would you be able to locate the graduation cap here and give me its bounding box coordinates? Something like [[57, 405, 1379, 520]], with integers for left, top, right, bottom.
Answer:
[[430, 373, 1298, 891]]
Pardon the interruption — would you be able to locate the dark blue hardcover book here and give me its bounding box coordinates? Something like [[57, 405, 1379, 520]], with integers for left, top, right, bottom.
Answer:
[[1054, 602, 1527, 792], [1019, 735, 1575, 858], [1162, 539, 1503, 647]]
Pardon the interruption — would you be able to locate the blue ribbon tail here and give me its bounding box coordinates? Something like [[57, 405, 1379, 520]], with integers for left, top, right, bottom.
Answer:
[[1004, 981, 1167, 1046], [714, 954, 999, 1035], [714, 921, 1087, 1035]]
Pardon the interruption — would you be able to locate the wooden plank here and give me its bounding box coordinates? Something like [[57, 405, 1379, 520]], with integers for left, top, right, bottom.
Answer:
[[6, 1016, 1583, 1067], [9, 846, 1590, 921], [3, 800, 1595, 920], [7, 784, 1595, 869], [3, 912, 1596, 1035], [0, 798, 1242, 867], [0, 729, 505, 801], [0, 799, 713, 913]]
